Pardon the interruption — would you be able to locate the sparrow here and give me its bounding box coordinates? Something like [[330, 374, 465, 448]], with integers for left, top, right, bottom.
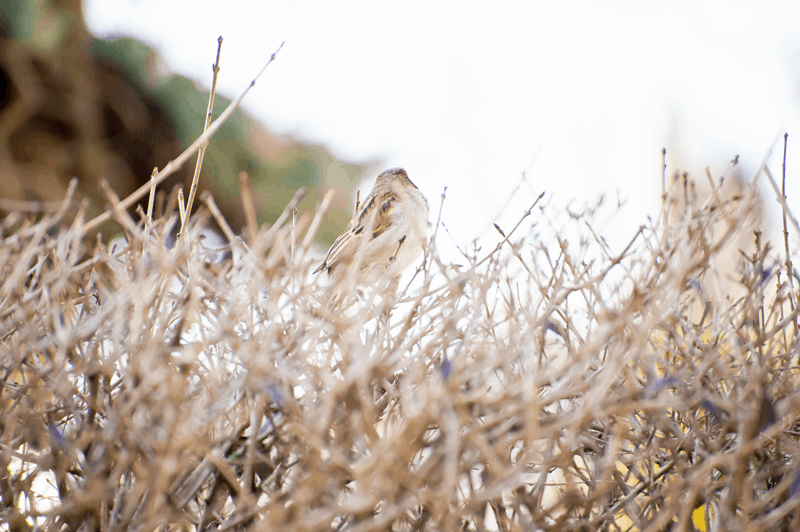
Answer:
[[314, 167, 429, 289]]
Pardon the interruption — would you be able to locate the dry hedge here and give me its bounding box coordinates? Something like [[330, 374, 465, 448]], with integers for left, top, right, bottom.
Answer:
[[2, 158, 800, 532]]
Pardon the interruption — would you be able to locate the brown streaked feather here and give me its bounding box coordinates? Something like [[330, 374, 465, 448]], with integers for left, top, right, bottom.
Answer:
[[313, 167, 424, 283], [312, 188, 398, 274], [312, 219, 356, 274], [370, 193, 396, 239]]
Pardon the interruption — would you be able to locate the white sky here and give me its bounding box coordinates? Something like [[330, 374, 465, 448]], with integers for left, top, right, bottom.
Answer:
[[84, 0, 800, 259]]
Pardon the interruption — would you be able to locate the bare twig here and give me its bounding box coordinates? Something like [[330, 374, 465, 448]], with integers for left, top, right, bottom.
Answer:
[[181, 37, 224, 237], [781, 133, 797, 336], [177, 187, 186, 227], [239, 170, 259, 245], [4, 145, 798, 531], [299, 189, 335, 257], [81, 41, 285, 236], [202, 191, 236, 244], [291, 207, 297, 264], [147, 167, 158, 223]]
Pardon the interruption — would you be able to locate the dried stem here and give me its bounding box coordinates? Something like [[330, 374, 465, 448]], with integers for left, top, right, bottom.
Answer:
[[239, 170, 259, 245], [81, 41, 284, 236], [181, 37, 224, 237], [147, 167, 158, 223], [782, 132, 797, 336]]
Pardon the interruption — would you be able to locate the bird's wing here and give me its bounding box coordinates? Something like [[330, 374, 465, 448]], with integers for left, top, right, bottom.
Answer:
[[367, 191, 396, 239], [313, 217, 358, 274], [313, 189, 397, 274]]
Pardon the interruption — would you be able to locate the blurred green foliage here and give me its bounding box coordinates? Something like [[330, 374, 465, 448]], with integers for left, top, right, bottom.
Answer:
[[90, 37, 363, 245], [0, 0, 364, 245]]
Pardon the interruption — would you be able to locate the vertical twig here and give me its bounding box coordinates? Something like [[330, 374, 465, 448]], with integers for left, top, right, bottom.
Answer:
[[181, 36, 224, 237], [142, 167, 159, 258], [146, 167, 158, 223], [290, 206, 298, 309], [781, 132, 797, 336], [661, 148, 667, 205], [661, 148, 668, 231], [291, 207, 297, 264], [177, 188, 186, 228], [238, 170, 259, 245], [81, 40, 284, 236], [778, 270, 788, 362], [299, 189, 336, 255], [202, 191, 236, 244]]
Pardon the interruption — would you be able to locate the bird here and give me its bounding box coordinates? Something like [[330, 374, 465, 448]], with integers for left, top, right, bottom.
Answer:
[[314, 167, 429, 293]]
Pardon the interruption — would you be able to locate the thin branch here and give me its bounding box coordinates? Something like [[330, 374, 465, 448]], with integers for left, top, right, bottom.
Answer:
[[181, 36, 224, 237], [238, 170, 259, 245], [146, 167, 158, 223], [82, 41, 285, 236], [781, 132, 797, 335]]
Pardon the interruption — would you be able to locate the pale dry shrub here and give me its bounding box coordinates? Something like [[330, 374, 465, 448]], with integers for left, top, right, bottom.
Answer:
[[1, 162, 800, 532]]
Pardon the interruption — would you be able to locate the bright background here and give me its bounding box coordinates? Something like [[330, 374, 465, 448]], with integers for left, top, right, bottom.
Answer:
[[84, 0, 800, 258]]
